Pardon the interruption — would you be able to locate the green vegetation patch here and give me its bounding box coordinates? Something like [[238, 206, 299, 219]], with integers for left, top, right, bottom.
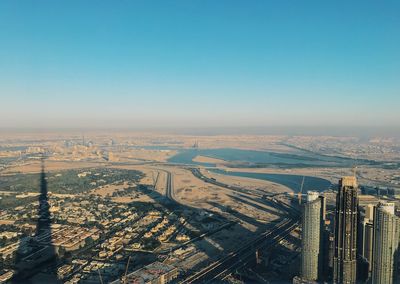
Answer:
[[0, 168, 144, 194]]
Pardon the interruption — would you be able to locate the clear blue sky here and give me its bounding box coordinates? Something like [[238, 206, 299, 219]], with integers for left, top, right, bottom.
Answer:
[[0, 1, 399, 129]]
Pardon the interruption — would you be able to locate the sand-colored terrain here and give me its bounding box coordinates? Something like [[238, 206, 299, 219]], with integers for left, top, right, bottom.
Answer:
[[111, 194, 156, 204], [0, 158, 340, 237], [91, 181, 131, 197], [0, 220, 15, 225], [192, 155, 227, 164], [2, 131, 398, 271], [157, 166, 282, 223], [200, 168, 292, 194], [0, 135, 306, 269], [0, 151, 21, 158], [111, 149, 177, 163], [0, 131, 301, 154], [109, 165, 161, 187], [107, 163, 283, 223], [153, 170, 168, 195]]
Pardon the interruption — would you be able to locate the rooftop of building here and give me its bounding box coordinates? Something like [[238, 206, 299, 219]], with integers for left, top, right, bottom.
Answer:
[[110, 261, 177, 284], [340, 176, 357, 188]]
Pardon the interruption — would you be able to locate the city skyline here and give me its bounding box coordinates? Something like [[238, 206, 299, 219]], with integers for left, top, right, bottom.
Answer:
[[1, 3, 400, 281], [1, 1, 400, 129], [1, 131, 400, 283]]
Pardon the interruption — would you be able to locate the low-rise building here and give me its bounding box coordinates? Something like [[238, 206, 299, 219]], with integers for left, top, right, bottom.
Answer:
[[111, 262, 178, 284]]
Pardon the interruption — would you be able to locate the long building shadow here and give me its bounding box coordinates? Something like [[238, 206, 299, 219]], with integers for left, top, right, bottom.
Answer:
[[11, 158, 59, 283], [227, 194, 284, 218], [394, 247, 400, 283], [207, 200, 266, 228], [133, 181, 272, 268]]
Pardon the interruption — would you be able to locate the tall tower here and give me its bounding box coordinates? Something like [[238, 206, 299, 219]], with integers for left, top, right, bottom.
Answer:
[[333, 176, 358, 284], [371, 202, 400, 284], [301, 191, 322, 281]]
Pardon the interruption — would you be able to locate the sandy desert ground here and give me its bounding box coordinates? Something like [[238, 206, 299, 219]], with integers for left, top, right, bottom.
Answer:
[[200, 168, 293, 193], [192, 155, 227, 164], [111, 149, 177, 162]]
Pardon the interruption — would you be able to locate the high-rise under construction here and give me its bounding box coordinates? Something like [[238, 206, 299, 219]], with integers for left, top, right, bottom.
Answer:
[[333, 176, 359, 284]]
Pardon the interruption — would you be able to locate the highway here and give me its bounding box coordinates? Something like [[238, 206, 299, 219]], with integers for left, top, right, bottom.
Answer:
[[165, 170, 175, 203], [190, 167, 300, 217], [163, 167, 300, 282], [182, 218, 299, 283], [157, 170, 237, 255], [179, 167, 301, 282]]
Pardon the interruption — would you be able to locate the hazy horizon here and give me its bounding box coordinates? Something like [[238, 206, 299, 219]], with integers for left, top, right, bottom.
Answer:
[[1, 125, 400, 139], [1, 1, 399, 129]]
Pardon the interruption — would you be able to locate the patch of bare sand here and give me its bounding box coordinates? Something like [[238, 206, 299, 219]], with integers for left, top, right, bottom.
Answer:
[[154, 170, 167, 195], [192, 155, 227, 164], [91, 181, 131, 197], [165, 166, 282, 222], [200, 168, 292, 194], [0, 220, 15, 225], [108, 164, 169, 198], [52, 193, 76, 198], [111, 195, 155, 204], [111, 149, 177, 162], [88, 173, 159, 203]]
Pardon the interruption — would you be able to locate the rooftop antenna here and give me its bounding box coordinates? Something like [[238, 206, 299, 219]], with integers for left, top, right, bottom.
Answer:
[[298, 176, 305, 205], [352, 165, 358, 178]]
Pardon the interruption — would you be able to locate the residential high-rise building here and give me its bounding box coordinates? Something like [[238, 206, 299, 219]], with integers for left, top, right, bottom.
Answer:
[[319, 195, 327, 222], [328, 232, 335, 276], [365, 204, 374, 220], [301, 191, 322, 281], [357, 204, 375, 277], [371, 202, 400, 284], [318, 194, 329, 280], [361, 218, 374, 274], [333, 176, 359, 284], [319, 226, 332, 281]]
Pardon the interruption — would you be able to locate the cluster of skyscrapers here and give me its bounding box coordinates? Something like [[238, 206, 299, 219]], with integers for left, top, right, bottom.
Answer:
[[299, 176, 400, 284]]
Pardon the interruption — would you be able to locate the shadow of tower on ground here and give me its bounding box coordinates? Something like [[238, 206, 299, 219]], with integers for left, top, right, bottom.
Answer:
[[12, 158, 59, 283]]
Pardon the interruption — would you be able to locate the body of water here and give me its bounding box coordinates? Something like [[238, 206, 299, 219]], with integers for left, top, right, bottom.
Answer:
[[167, 148, 355, 168], [210, 168, 333, 192]]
